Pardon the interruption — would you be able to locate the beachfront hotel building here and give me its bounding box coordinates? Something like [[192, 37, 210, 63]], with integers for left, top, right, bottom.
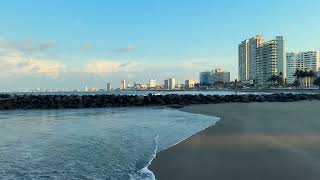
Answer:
[[120, 80, 126, 90], [164, 78, 176, 90], [238, 35, 264, 81], [148, 79, 157, 88], [286, 51, 319, 83], [239, 35, 286, 85], [200, 68, 231, 85]]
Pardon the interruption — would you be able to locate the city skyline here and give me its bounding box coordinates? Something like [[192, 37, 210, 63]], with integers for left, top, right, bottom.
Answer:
[[1, 0, 320, 91]]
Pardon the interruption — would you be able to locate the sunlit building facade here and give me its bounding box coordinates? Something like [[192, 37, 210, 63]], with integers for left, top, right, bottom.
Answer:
[[286, 51, 319, 83]]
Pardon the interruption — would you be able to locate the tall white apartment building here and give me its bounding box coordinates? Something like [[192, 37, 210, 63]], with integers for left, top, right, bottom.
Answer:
[[238, 35, 264, 81], [286, 51, 319, 83], [239, 35, 286, 85], [255, 40, 278, 85]]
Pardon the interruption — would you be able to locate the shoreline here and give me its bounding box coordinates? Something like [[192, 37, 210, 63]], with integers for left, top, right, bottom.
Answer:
[[149, 100, 320, 180], [144, 108, 220, 180]]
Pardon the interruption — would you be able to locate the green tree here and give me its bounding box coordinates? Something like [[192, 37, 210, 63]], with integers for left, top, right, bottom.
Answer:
[[293, 80, 300, 87], [267, 75, 278, 86], [314, 77, 320, 89]]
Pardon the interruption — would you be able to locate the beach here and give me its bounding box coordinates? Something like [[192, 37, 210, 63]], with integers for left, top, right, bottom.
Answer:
[[149, 100, 320, 180]]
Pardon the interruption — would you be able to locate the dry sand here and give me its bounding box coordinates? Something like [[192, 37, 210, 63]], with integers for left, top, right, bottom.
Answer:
[[149, 101, 320, 180]]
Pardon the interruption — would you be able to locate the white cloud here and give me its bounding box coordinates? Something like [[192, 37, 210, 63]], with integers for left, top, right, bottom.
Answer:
[[109, 44, 136, 53], [0, 38, 58, 54], [84, 60, 142, 76], [0, 49, 64, 78]]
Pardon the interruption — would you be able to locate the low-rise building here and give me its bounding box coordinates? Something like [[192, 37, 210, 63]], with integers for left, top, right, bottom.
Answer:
[[148, 80, 157, 88], [185, 80, 195, 89], [286, 51, 319, 83], [200, 68, 230, 85]]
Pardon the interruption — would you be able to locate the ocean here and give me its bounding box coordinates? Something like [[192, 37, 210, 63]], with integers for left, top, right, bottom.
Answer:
[[1, 90, 271, 96], [0, 107, 219, 180]]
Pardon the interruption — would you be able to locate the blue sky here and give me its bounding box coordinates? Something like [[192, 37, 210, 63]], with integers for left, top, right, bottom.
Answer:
[[0, 0, 320, 90]]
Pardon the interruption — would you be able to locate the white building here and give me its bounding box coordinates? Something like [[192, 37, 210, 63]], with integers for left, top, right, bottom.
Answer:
[[106, 83, 112, 91], [185, 80, 195, 88], [239, 35, 286, 85], [164, 78, 176, 90], [255, 36, 286, 85], [286, 51, 319, 83], [148, 79, 157, 88]]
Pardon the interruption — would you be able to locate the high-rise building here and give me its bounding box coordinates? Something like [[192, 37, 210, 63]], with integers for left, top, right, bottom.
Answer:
[[148, 79, 157, 88], [286, 51, 319, 83], [106, 83, 112, 91], [255, 36, 286, 85], [240, 36, 286, 85], [238, 35, 264, 81], [120, 80, 126, 90], [238, 39, 249, 81], [164, 78, 176, 90], [276, 36, 286, 78], [199, 71, 211, 85], [255, 40, 278, 85]]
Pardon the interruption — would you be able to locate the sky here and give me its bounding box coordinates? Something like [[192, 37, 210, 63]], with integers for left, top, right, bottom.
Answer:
[[0, 0, 320, 91]]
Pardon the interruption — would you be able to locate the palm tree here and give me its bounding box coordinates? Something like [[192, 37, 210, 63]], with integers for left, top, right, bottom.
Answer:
[[314, 77, 320, 90], [293, 69, 313, 87], [267, 75, 278, 86], [293, 69, 302, 87], [308, 70, 316, 87], [278, 72, 285, 86]]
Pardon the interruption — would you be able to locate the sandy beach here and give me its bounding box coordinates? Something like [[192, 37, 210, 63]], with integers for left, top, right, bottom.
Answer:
[[150, 100, 320, 180]]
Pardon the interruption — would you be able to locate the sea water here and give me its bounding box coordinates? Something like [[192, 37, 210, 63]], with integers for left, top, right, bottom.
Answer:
[[0, 107, 219, 180]]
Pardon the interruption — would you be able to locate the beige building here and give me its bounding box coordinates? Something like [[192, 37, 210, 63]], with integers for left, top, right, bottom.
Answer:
[[238, 35, 264, 81], [185, 80, 195, 88], [120, 80, 126, 90], [148, 79, 157, 88]]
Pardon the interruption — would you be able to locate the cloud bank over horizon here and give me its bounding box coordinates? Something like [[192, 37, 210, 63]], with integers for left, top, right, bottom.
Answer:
[[0, 37, 234, 91]]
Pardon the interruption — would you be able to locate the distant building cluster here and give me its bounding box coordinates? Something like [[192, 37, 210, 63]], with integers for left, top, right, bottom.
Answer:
[[199, 68, 231, 85], [238, 35, 320, 86]]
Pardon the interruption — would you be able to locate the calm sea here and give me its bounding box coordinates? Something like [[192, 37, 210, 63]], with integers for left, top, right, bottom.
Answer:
[[1, 90, 271, 96], [0, 107, 219, 180]]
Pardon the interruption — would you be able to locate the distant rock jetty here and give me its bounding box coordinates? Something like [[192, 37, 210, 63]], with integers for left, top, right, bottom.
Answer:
[[0, 93, 319, 110]]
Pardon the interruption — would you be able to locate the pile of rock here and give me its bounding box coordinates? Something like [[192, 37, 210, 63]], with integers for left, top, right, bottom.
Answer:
[[0, 93, 319, 110]]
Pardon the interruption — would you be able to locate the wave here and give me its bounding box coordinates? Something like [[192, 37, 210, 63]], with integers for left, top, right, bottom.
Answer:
[[130, 134, 158, 180], [139, 113, 221, 180]]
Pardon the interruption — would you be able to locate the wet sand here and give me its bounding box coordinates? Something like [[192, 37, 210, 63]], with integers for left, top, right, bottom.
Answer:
[[150, 101, 320, 180]]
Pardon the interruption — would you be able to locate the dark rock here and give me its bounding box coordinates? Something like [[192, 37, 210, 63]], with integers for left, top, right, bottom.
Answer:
[[240, 95, 250, 103]]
